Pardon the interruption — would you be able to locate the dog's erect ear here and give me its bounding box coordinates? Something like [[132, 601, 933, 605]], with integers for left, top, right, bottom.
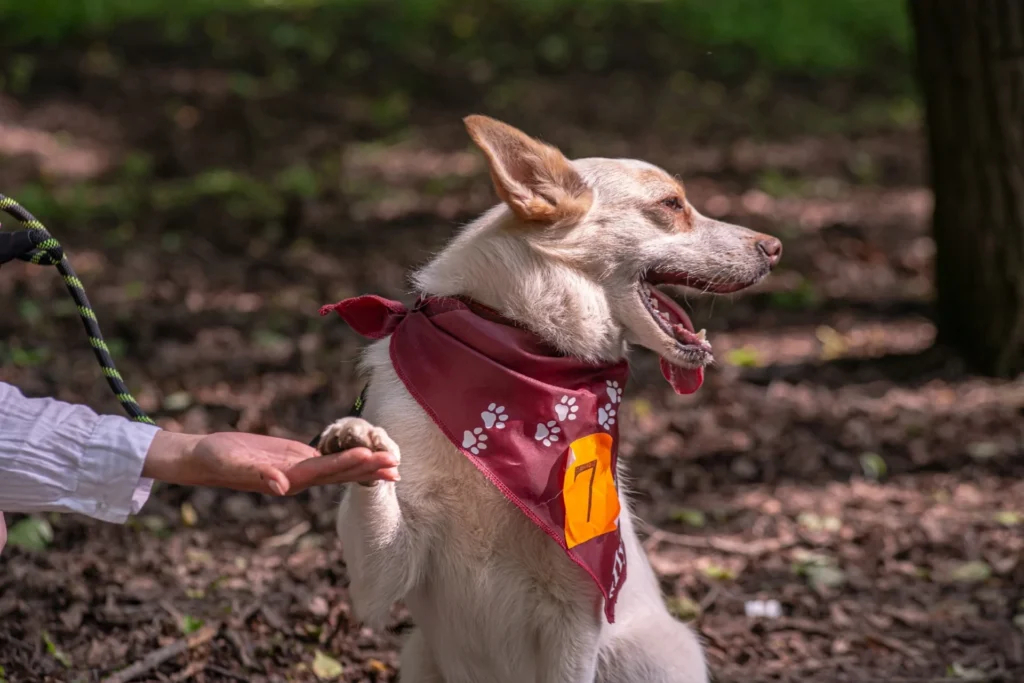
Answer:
[[464, 115, 592, 224]]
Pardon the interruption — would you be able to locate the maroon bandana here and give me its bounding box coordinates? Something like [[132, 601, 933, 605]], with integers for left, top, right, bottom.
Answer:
[[321, 294, 703, 622]]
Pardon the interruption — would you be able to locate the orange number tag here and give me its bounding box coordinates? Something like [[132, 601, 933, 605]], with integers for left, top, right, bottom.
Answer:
[[562, 432, 620, 549]]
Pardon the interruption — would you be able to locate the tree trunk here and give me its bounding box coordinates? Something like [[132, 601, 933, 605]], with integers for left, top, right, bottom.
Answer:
[[909, 0, 1024, 377]]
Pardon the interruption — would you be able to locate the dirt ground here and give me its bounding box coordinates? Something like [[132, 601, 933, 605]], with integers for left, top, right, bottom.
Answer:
[[1, 33, 1023, 683]]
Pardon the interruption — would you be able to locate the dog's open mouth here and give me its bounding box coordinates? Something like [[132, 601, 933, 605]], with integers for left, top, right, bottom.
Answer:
[[639, 282, 710, 353], [636, 280, 708, 395], [636, 270, 764, 395]]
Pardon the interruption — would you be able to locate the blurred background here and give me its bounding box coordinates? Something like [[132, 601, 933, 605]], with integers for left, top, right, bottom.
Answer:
[[0, 1, 1021, 681]]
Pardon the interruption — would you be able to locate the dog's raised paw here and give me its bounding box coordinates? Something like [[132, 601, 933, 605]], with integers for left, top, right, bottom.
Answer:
[[318, 417, 401, 463]]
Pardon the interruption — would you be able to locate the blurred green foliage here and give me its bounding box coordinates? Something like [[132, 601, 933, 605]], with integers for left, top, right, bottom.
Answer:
[[4, 515, 54, 550], [0, 0, 910, 81]]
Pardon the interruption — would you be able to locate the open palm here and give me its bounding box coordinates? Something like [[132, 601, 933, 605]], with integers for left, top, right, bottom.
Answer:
[[181, 432, 399, 496]]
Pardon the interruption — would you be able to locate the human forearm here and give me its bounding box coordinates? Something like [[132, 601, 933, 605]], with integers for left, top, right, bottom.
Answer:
[[0, 382, 158, 523], [1, 381, 400, 522]]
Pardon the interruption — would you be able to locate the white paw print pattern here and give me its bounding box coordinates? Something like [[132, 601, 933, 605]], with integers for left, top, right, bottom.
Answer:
[[481, 403, 508, 429], [554, 395, 579, 421], [606, 380, 623, 405], [534, 421, 562, 447], [598, 403, 617, 430], [462, 427, 488, 455]]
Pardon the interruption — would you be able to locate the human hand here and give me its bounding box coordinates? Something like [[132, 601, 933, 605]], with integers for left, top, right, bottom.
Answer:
[[143, 430, 399, 496]]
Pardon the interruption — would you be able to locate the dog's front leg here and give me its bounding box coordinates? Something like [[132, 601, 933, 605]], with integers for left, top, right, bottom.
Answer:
[[337, 481, 415, 626], [320, 417, 418, 627], [536, 606, 602, 683]]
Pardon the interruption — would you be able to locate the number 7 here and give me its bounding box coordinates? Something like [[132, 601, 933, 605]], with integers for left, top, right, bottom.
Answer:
[[574, 460, 597, 523]]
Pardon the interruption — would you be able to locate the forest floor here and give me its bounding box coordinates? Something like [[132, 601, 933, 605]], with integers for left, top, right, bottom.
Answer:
[[1, 26, 1022, 683]]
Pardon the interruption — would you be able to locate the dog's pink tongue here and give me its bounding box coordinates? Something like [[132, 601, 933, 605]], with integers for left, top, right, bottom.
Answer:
[[660, 359, 704, 395], [647, 287, 705, 395]]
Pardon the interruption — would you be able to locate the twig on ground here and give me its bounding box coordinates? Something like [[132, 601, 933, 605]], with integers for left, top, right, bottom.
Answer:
[[864, 631, 926, 662], [699, 584, 721, 613], [232, 597, 263, 627], [759, 617, 836, 640], [885, 676, 1014, 683], [259, 604, 287, 631], [642, 526, 798, 557], [261, 521, 311, 549], [320, 600, 350, 646], [100, 622, 221, 683], [169, 659, 207, 682], [224, 629, 256, 670], [205, 665, 251, 681], [159, 600, 184, 626], [98, 602, 161, 626]]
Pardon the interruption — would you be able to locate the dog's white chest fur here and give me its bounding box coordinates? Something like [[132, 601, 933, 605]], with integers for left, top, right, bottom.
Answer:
[[331, 341, 707, 683]]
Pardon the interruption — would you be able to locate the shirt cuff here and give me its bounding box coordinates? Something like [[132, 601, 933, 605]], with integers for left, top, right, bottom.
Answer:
[[72, 417, 161, 524]]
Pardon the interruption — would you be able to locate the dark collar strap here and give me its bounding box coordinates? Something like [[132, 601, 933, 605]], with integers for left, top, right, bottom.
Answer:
[[307, 384, 369, 449]]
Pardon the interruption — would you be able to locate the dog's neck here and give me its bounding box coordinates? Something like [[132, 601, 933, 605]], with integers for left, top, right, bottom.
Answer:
[[413, 206, 628, 364]]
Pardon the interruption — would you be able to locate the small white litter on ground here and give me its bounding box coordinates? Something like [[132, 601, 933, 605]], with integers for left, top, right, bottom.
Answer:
[[744, 599, 782, 619]]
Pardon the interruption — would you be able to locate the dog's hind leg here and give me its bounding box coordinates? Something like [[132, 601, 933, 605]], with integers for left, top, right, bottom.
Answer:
[[398, 628, 443, 683], [597, 615, 707, 683], [595, 504, 708, 683]]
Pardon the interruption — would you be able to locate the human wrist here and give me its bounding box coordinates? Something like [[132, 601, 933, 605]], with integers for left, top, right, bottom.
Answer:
[[141, 430, 203, 486]]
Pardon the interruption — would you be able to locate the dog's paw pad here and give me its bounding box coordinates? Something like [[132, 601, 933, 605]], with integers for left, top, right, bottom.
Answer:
[[319, 417, 400, 461], [319, 417, 371, 455]]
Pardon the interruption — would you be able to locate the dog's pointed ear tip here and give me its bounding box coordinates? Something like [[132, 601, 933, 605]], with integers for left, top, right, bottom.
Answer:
[[464, 115, 514, 144], [463, 114, 491, 131], [463, 115, 491, 149], [464, 114, 525, 138]]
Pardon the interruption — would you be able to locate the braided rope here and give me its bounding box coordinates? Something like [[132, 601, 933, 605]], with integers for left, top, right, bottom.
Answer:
[[0, 193, 155, 425]]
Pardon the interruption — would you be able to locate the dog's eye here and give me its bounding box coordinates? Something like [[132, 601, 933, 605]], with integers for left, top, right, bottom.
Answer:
[[660, 197, 684, 211]]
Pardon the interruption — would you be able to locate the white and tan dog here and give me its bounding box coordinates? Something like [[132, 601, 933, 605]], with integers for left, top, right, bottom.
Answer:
[[319, 115, 781, 683]]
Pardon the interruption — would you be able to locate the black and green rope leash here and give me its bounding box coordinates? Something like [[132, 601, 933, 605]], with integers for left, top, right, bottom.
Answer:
[[0, 193, 155, 425], [0, 192, 371, 439]]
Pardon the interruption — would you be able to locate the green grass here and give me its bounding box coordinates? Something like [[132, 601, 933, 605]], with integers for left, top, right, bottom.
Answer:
[[0, 0, 911, 81]]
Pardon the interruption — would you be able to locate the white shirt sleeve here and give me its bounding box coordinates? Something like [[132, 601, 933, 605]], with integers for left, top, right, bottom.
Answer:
[[0, 381, 159, 524]]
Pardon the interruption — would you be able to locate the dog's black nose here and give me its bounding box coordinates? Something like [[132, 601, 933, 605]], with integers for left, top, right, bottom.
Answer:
[[757, 237, 783, 267]]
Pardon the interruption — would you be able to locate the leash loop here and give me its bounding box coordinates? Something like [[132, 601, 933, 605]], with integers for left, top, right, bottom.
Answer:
[[0, 193, 155, 425]]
